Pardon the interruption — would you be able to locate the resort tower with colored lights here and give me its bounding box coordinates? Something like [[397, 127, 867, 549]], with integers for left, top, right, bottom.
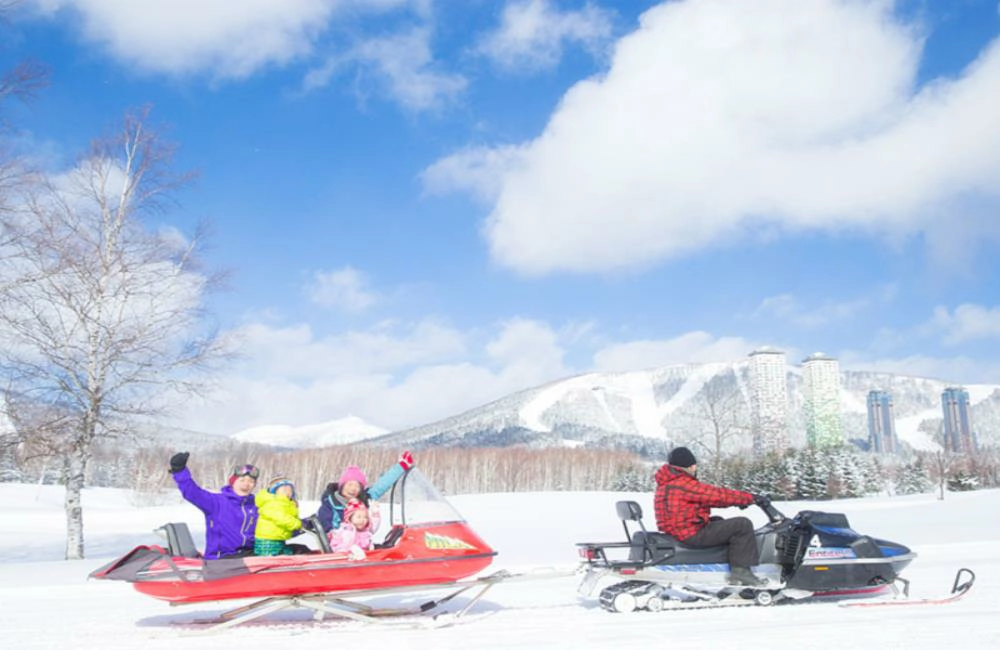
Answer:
[[802, 352, 843, 448], [748, 348, 789, 455]]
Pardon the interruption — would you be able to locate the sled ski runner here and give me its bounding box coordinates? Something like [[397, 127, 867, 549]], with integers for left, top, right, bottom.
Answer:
[[181, 570, 513, 633], [177, 567, 576, 633], [839, 568, 975, 608]]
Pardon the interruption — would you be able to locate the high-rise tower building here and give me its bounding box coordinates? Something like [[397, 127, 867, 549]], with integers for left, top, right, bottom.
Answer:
[[866, 390, 896, 454], [802, 352, 843, 448], [941, 387, 976, 454], [748, 348, 788, 455]]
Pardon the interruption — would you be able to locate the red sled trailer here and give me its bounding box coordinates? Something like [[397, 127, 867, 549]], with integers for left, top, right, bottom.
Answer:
[[90, 468, 501, 630]]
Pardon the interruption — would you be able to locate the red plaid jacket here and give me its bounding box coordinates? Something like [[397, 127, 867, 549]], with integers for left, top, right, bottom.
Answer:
[[653, 464, 754, 540]]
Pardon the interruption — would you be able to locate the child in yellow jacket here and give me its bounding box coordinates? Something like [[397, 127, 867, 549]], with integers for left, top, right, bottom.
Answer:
[[254, 477, 304, 556]]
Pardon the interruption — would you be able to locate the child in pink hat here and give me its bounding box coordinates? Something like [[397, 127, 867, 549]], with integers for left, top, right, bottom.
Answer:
[[328, 498, 381, 560]]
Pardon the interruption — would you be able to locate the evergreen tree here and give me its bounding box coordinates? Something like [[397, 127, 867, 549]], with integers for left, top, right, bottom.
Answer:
[[862, 455, 887, 496], [946, 471, 979, 492], [611, 464, 653, 492], [895, 458, 931, 495], [797, 448, 830, 499]]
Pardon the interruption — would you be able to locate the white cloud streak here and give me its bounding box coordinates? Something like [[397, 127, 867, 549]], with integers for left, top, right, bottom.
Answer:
[[839, 351, 1000, 385], [306, 266, 378, 312], [930, 303, 1000, 345], [305, 26, 466, 110], [476, 0, 614, 73], [592, 331, 761, 372], [752, 285, 897, 328], [421, 144, 526, 201], [428, 0, 1000, 274]]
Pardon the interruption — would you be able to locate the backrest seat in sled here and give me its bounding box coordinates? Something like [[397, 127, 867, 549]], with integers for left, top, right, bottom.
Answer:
[[615, 501, 730, 566], [157, 522, 201, 558]]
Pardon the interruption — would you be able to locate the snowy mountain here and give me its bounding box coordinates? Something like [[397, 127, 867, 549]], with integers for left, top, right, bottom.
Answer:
[[230, 415, 389, 449], [130, 423, 235, 451], [365, 361, 1000, 458]]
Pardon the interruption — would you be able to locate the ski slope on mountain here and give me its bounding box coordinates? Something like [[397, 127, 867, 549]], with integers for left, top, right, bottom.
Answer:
[[374, 362, 1000, 455]]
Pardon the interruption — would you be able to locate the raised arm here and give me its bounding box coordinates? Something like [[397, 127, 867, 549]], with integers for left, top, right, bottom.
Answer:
[[367, 451, 412, 500], [171, 467, 219, 515]]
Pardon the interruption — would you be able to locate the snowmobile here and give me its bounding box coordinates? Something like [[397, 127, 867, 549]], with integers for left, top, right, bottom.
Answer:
[[576, 497, 970, 612], [90, 468, 504, 630]]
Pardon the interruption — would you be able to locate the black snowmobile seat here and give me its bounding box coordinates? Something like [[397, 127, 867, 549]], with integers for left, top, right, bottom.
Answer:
[[629, 531, 730, 565], [614, 501, 730, 565], [157, 522, 201, 558]]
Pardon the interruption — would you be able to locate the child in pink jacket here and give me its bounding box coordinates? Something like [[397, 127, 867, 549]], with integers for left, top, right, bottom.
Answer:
[[328, 499, 381, 560]]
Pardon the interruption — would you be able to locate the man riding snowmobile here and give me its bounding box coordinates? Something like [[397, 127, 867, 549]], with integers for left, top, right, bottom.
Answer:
[[654, 446, 768, 587]]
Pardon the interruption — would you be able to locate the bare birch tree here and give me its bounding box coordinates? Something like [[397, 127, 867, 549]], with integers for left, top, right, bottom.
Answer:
[[0, 108, 232, 559], [930, 450, 957, 501], [693, 373, 750, 471]]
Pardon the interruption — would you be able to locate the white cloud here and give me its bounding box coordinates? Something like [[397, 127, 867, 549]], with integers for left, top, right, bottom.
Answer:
[[929, 303, 1000, 345], [428, 0, 1000, 274], [592, 331, 760, 372], [170, 317, 571, 434], [30, 0, 334, 78], [751, 286, 896, 328], [476, 0, 614, 73], [421, 144, 526, 202], [486, 317, 568, 384], [236, 319, 467, 379], [839, 351, 1000, 385], [306, 266, 377, 312], [305, 26, 466, 110], [26, 0, 438, 81]]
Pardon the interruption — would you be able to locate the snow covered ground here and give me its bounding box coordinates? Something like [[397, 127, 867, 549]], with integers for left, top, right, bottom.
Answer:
[[1, 483, 998, 649]]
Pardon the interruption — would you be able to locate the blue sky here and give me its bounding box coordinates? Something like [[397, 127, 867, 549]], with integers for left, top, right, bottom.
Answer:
[[2, 0, 1000, 437]]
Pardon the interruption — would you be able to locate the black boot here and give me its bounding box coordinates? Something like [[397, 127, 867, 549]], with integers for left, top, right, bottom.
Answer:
[[728, 566, 767, 587]]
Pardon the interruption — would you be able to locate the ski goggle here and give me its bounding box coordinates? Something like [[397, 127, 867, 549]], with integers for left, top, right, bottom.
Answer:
[[231, 464, 260, 480]]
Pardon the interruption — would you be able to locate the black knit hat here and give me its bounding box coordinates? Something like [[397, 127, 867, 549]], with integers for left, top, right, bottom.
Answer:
[[668, 446, 697, 468]]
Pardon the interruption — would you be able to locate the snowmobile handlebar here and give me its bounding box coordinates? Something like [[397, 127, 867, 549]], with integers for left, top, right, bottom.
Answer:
[[757, 498, 786, 524]]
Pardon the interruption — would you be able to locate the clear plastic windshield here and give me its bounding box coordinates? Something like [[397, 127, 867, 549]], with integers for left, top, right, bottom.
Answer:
[[382, 468, 465, 527]]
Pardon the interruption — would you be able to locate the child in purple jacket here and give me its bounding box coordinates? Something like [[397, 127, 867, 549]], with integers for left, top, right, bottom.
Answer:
[[169, 452, 259, 560]]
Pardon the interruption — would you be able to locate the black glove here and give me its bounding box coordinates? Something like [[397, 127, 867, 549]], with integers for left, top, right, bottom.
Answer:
[[169, 452, 189, 474], [300, 518, 315, 533], [753, 493, 771, 507]]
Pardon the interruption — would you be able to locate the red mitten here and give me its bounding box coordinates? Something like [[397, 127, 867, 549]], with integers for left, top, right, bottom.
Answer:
[[398, 451, 414, 471]]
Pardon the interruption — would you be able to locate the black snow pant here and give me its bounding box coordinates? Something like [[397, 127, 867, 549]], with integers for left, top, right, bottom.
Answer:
[[681, 516, 758, 569]]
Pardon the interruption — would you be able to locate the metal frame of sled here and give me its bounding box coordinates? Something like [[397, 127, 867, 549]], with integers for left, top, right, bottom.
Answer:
[[180, 570, 512, 632], [176, 566, 581, 633]]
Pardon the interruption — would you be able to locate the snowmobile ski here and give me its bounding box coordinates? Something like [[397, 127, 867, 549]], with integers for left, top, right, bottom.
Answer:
[[839, 568, 975, 608]]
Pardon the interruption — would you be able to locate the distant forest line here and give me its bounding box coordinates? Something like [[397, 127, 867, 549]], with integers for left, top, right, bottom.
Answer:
[[4, 440, 998, 502]]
